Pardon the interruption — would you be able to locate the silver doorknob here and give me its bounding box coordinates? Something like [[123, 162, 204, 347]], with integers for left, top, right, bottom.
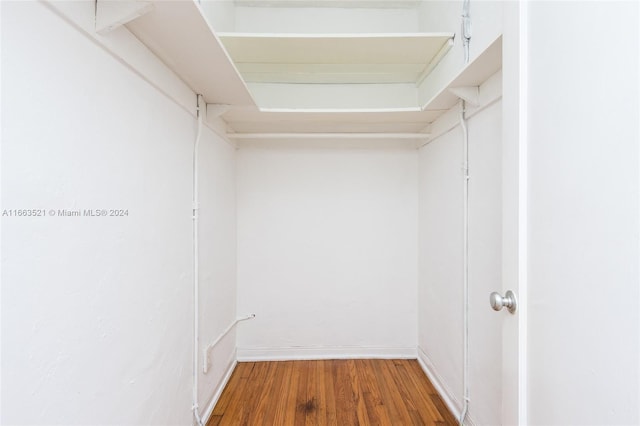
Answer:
[[489, 290, 517, 314]]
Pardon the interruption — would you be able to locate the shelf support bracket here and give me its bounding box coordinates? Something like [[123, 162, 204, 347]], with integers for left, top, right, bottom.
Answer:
[[449, 86, 480, 107], [95, 0, 153, 35], [206, 104, 231, 120]]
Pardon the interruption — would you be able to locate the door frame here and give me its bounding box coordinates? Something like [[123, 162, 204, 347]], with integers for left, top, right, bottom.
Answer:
[[501, 1, 528, 424]]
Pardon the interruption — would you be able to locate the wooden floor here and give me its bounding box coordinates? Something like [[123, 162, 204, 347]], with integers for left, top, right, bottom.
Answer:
[[208, 359, 457, 426]]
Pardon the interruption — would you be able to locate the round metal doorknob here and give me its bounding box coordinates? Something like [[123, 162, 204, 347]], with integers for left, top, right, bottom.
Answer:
[[489, 290, 517, 314]]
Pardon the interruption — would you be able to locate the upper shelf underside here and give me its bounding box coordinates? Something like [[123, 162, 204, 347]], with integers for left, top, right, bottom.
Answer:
[[126, 1, 257, 106], [218, 33, 454, 84], [124, 1, 454, 109], [120, 0, 501, 144]]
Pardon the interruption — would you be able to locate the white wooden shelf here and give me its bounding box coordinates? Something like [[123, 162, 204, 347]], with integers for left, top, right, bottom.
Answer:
[[125, 1, 257, 106], [422, 35, 502, 112], [222, 37, 502, 137], [217, 32, 454, 84], [222, 107, 444, 134], [121, 1, 501, 143]]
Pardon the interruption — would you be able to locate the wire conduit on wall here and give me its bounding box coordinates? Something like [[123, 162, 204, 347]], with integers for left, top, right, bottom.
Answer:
[[203, 314, 256, 374], [192, 94, 204, 426], [459, 99, 471, 426], [460, 2, 472, 424]]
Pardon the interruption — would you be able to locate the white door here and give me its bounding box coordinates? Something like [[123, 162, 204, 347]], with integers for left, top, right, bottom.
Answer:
[[465, 4, 527, 424], [418, 5, 526, 423], [464, 14, 526, 424]]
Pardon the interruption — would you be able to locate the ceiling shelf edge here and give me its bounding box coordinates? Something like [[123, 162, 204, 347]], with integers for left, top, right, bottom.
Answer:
[[421, 35, 502, 112], [216, 32, 455, 38], [257, 107, 423, 113], [125, 0, 257, 107]]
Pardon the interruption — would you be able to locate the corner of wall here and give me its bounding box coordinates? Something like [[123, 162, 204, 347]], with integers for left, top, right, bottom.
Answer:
[[416, 346, 462, 423], [201, 355, 238, 425]]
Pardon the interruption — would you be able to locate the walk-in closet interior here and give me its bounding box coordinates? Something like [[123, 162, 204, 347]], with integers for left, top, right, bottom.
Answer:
[[2, 1, 639, 425]]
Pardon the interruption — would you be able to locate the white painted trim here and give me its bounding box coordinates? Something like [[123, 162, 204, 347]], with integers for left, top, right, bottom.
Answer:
[[416, 347, 477, 425], [258, 107, 423, 113], [517, 1, 529, 423], [236, 138, 421, 150], [217, 32, 454, 39], [416, 346, 462, 422], [638, 4, 640, 421], [228, 133, 430, 140], [237, 346, 417, 361], [200, 355, 238, 425], [0, 1, 3, 418]]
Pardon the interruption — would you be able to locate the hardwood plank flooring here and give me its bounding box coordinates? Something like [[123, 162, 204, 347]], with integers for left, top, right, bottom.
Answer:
[[208, 359, 457, 426]]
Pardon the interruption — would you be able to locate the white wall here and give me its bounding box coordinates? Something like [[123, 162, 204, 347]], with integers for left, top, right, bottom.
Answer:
[[418, 100, 503, 425], [196, 127, 238, 414], [200, 0, 236, 32], [234, 5, 420, 34], [417, 2, 504, 423], [467, 101, 503, 426], [527, 2, 640, 424], [1, 2, 237, 424], [418, 124, 464, 410], [236, 146, 418, 359]]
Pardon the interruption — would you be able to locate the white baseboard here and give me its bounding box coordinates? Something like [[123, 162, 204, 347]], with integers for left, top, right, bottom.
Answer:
[[205, 345, 472, 425], [200, 353, 237, 425], [237, 346, 417, 362], [416, 345, 464, 423], [416, 347, 478, 425]]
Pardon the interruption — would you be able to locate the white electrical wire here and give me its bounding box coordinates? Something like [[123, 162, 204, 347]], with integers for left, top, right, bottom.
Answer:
[[203, 314, 256, 374], [459, 3, 472, 423], [462, 0, 472, 64], [192, 94, 204, 426], [459, 100, 470, 426]]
